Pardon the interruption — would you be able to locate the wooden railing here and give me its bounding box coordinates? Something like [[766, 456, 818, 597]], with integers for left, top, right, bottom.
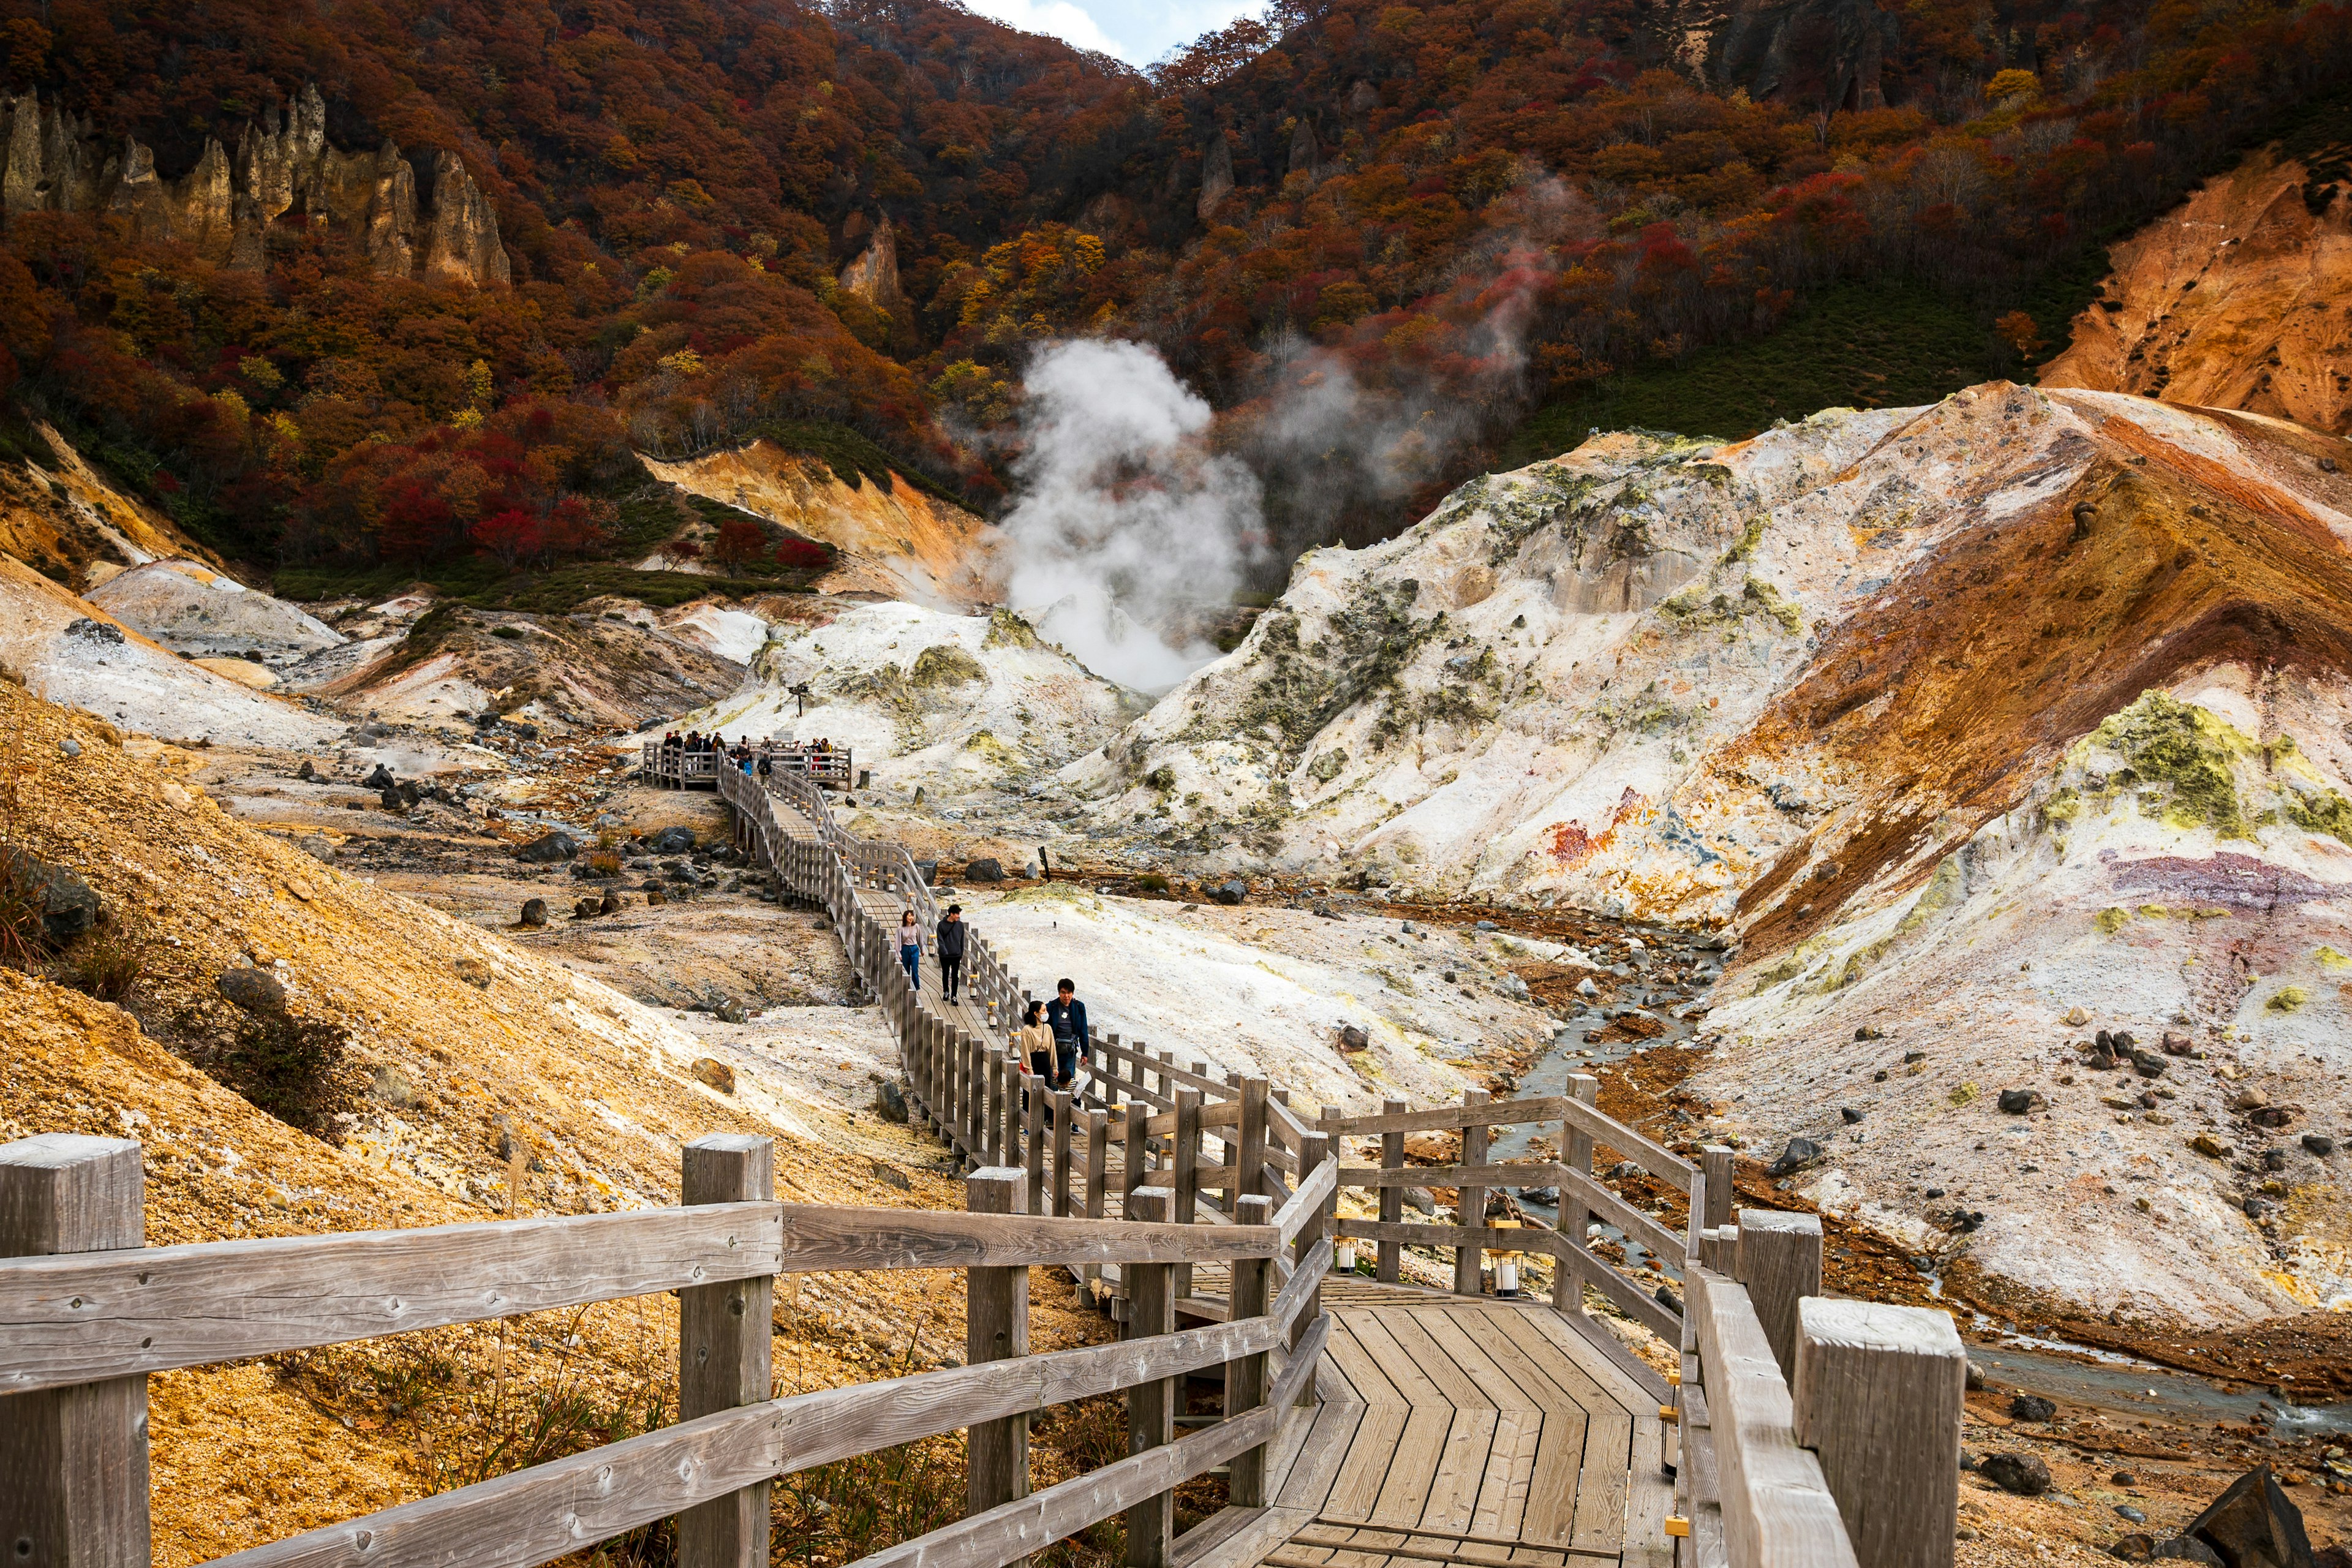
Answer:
[[0, 1131, 1329, 1568], [643, 742, 853, 791]]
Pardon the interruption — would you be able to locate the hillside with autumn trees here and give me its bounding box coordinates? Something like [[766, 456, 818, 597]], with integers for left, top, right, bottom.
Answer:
[[0, 0, 2346, 581]]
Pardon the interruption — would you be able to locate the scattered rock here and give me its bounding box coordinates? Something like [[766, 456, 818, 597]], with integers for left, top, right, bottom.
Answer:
[[868, 1159, 911, 1191], [1841, 1106, 1864, 1124], [362, 763, 396, 791], [646, 888, 666, 907], [2009, 1393, 2057, 1423], [1766, 1137, 1823, 1177], [2113, 1472, 2139, 1487], [1965, 1361, 1986, 1391], [966, 858, 1005, 883], [2177, 1464, 2314, 1563], [370, 1063, 419, 1107], [1475, 919, 1499, 931], [516, 831, 579, 864], [2150, 1539, 2223, 1565], [1999, 1088, 2045, 1115], [714, 997, 748, 1024], [2302, 1134, 2335, 1156], [2162, 1033, 2194, 1055], [876, 1080, 909, 1123], [2110, 1534, 2156, 1562], [214, 968, 286, 1014], [519, 898, 548, 927], [1339, 1023, 1369, 1051], [2191, 1133, 2231, 1159], [57, 736, 81, 758], [573, 897, 600, 918], [1980, 1452, 2052, 1496], [1210, 878, 1247, 905], [648, 825, 696, 853], [1854, 1025, 1885, 1041], [453, 957, 491, 989], [2118, 1506, 2149, 1524], [0, 845, 101, 944], [1400, 1186, 1436, 1215], [2132, 1050, 2169, 1079], [688, 1057, 736, 1094], [2065, 1006, 2091, 1026], [598, 889, 623, 916], [297, 834, 337, 863]]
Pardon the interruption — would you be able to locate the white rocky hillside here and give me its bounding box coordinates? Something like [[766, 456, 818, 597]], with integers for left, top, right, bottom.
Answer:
[[654, 599, 1144, 797], [1065, 382, 2352, 1325]]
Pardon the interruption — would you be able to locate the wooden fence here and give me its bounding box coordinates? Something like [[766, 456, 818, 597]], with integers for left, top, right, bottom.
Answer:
[[644, 744, 854, 791]]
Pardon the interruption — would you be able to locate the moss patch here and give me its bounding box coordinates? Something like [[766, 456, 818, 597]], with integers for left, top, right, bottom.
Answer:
[[2090, 692, 2252, 838]]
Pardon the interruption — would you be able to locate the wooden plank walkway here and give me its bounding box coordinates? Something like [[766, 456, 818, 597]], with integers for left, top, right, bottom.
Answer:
[[1193, 1279, 1672, 1568], [752, 788, 1673, 1568]]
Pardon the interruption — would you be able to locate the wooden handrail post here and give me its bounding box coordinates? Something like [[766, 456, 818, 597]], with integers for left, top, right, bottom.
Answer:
[[1700, 1145, 1734, 1231], [1376, 1099, 1405, 1283], [1294, 1128, 1331, 1409], [1556, 1074, 1598, 1308], [1226, 1193, 1275, 1507], [1120, 1102, 1148, 1205], [1084, 1109, 1109, 1291], [1794, 1298, 1965, 1568], [0, 1134, 149, 1568], [965, 1168, 1031, 1564], [1123, 1186, 1177, 1568], [1025, 1082, 1047, 1216], [1102, 1033, 1123, 1110], [1735, 1207, 1822, 1381], [1170, 1088, 1202, 1299], [1453, 1089, 1490, 1295], [984, 1046, 1006, 1167], [1235, 1077, 1268, 1205], [678, 1134, 775, 1568], [1051, 1091, 1074, 1218], [1003, 1052, 1025, 1171]]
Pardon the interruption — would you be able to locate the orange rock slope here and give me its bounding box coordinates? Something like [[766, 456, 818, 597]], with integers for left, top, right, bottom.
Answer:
[[2041, 147, 2352, 435]]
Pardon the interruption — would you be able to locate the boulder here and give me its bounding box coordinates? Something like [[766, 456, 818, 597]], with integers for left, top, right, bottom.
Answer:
[[689, 1057, 736, 1095], [2008, 1393, 2056, 1422], [966, 858, 1005, 883], [573, 897, 600, 918], [598, 889, 623, 916], [363, 763, 396, 791], [0, 845, 100, 944], [1998, 1088, 2045, 1115], [2110, 1535, 2156, 1562], [1400, 1186, 1436, 1215], [452, 957, 491, 989], [647, 888, 666, 907], [516, 831, 579, 863], [876, 1080, 909, 1123], [1210, 879, 1247, 905], [519, 897, 548, 927], [214, 968, 285, 1014], [1339, 1023, 1369, 1051], [1766, 1137, 1823, 1177], [867, 1158, 912, 1191], [647, 825, 696, 853], [1978, 1452, 2052, 1496], [2173, 1465, 2312, 1568], [2303, 1134, 2335, 1156], [2150, 1540, 2223, 1565]]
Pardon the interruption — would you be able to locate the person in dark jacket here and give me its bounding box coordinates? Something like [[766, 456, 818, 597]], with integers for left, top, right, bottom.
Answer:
[[936, 904, 968, 1001], [1044, 979, 1087, 1088]]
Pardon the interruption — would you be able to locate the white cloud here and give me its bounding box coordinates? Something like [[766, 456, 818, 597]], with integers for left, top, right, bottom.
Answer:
[[961, 0, 1267, 70]]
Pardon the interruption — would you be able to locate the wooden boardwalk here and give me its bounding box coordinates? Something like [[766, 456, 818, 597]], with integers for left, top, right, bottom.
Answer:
[[1196, 1279, 1672, 1568], [766, 787, 1675, 1568]]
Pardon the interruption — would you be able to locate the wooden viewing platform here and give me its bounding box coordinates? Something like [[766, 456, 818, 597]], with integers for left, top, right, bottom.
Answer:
[[0, 762, 1969, 1568], [642, 740, 854, 791]]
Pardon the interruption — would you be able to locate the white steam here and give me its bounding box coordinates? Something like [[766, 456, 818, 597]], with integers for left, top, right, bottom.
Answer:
[[1001, 339, 1262, 695]]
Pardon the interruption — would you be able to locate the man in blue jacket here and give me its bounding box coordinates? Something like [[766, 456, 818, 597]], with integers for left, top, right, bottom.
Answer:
[[1044, 979, 1088, 1088]]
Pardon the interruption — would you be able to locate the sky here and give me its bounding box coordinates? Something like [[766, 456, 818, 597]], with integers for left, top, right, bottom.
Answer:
[[959, 0, 1261, 67]]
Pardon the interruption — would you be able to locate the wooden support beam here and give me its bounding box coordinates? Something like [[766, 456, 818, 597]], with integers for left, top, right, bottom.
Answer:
[[1454, 1090, 1489, 1297], [678, 1136, 775, 1568], [1124, 1187, 1177, 1568], [1293, 1129, 1330, 1410], [1224, 1193, 1273, 1507], [1377, 1099, 1405, 1284], [1171, 1090, 1201, 1300], [1734, 1208, 1821, 1383], [1052, 1092, 1075, 1220], [1700, 1147, 1734, 1232], [965, 1169, 1031, 1567], [1121, 1102, 1148, 1206], [1025, 1087, 1047, 1218], [1793, 1298, 1965, 1568], [1555, 1074, 1597, 1314], [0, 1134, 149, 1568]]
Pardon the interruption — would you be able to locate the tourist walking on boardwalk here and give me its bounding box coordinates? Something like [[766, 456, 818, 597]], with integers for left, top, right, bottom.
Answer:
[[1045, 979, 1088, 1088], [1017, 1000, 1053, 1109], [936, 904, 967, 1001], [898, 910, 921, 989]]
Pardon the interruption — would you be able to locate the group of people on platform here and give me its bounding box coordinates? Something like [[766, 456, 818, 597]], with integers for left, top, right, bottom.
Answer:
[[658, 731, 764, 774], [897, 905, 1090, 1091]]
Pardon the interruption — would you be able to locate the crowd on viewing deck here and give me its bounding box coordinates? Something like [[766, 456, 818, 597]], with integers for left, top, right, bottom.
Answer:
[[655, 731, 848, 777]]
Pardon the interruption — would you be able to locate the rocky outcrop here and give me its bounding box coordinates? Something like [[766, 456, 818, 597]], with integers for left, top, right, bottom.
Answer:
[[836, 217, 908, 319], [1197, 133, 1235, 221], [2040, 147, 2352, 435], [0, 84, 509, 287], [1286, 119, 1321, 180], [1661, 0, 1894, 108]]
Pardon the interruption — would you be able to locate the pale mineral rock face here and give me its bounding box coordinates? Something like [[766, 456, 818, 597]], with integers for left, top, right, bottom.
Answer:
[[0, 84, 510, 286], [1072, 382, 2352, 1321]]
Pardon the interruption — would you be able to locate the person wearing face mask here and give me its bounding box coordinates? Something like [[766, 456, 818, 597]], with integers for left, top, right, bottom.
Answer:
[[897, 908, 921, 989]]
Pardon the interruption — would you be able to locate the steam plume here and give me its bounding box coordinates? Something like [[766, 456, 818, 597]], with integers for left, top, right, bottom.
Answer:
[[1001, 339, 1263, 695]]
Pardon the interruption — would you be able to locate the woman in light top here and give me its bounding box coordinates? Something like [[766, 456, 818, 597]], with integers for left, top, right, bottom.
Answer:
[[898, 909, 921, 989], [1017, 1000, 1054, 1086]]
